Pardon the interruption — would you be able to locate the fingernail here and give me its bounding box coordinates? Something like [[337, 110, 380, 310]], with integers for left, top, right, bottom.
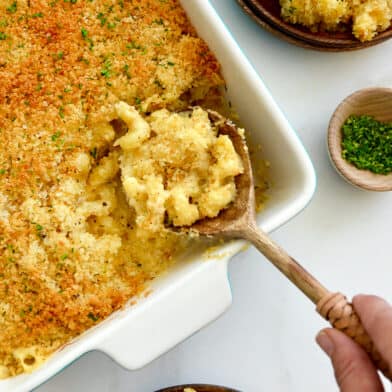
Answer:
[[353, 294, 366, 301], [316, 331, 334, 356]]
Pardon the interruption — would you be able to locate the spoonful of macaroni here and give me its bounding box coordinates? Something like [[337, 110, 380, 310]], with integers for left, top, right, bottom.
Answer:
[[115, 102, 244, 234], [115, 103, 390, 379]]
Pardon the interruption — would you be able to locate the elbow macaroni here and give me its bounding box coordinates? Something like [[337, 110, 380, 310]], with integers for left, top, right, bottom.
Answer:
[[116, 103, 244, 230]]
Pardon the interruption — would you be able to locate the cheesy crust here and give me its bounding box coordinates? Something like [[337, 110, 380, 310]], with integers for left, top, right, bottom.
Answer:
[[0, 0, 224, 377]]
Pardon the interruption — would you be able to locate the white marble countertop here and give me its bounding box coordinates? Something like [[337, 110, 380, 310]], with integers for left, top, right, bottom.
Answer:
[[38, 1, 392, 391]]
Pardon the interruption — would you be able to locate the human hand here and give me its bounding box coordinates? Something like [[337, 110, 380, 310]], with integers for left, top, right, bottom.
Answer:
[[316, 294, 392, 392]]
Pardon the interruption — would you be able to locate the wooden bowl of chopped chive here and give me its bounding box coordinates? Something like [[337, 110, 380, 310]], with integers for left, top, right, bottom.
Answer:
[[328, 88, 392, 191]]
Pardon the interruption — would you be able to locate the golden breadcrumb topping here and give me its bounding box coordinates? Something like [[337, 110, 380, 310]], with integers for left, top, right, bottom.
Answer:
[[0, 0, 225, 377]]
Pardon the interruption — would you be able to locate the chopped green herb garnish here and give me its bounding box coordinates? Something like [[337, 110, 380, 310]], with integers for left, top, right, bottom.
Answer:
[[81, 27, 88, 38], [123, 64, 131, 79], [87, 312, 99, 321], [0, 32, 6, 40], [126, 41, 142, 50], [81, 27, 94, 49], [153, 18, 164, 25], [6, 1, 17, 14], [90, 147, 97, 159], [101, 69, 110, 78], [0, 169, 6, 174], [60, 254, 68, 260], [77, 56, 90, 65], [51, 131, 61, 141], [35, 224, 45, 238], [32, 12, 43, 18], [341, 115, 392, 175], [97, 12, 106, 26], [100, 58, 111, 78]]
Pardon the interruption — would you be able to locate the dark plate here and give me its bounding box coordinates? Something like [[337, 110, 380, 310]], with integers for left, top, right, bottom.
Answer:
[[155, 385, 241, 392], [237, 0, 392, 51], [236, 0, 329, 51]]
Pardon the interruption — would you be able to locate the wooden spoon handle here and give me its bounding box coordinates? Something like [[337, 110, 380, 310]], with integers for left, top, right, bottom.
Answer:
[[243, 224, 329, 303], [243, 224, 391, 379]]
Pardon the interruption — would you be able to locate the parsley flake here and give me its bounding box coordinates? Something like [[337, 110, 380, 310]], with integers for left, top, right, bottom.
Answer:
[[6, 1, 17, 14], [341, 115, 392, 175]]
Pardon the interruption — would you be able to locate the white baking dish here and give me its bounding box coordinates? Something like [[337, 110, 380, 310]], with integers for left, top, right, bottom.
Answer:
[[2, 1, 316, 391]]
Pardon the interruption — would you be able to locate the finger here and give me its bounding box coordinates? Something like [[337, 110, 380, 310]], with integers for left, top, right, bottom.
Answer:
[[353, 294, 392, 369], [316, 328, 384, 392]]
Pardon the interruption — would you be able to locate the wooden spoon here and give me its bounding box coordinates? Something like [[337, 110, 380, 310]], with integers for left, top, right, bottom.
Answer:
[[328, 87, 392, 191], [187, 110, 392, 378]]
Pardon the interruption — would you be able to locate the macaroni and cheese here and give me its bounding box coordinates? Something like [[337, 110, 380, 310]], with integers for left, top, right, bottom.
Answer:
[[116, 103, 244, 232], [280, 0, 392, 41], [0, 0, 233, 377]]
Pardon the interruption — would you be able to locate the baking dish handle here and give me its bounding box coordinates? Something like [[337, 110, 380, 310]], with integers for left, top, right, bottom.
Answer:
[[95, 259, 232, 370]]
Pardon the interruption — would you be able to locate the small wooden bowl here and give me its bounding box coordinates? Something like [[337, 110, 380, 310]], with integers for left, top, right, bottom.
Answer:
[[328, 88, 392, 191], [237, 0, 392, 51]]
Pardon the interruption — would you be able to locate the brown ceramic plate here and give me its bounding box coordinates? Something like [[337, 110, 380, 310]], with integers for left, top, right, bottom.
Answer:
[[155, 385, 241, 392], [236, 0, 329, 51], [237, 0, 392, 51]]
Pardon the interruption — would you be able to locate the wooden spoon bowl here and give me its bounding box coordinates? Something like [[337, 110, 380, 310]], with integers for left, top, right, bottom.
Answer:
[[328, 88, 392, 191]]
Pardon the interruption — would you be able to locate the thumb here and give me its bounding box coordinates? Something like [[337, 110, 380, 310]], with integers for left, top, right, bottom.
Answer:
[[316, 328, 384, 392]]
